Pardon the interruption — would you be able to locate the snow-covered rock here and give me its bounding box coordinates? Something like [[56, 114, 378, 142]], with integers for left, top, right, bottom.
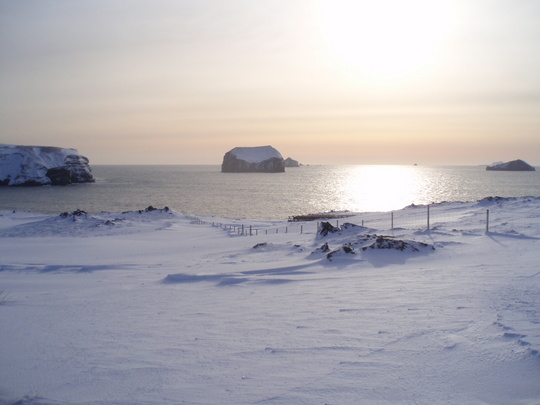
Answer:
[[221, 145, 285, 173], [486, 159, 535, 171], [0, 144, 95, 186]]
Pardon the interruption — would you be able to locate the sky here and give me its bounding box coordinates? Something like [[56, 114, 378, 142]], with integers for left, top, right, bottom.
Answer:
[[1, 0, 539, 165]]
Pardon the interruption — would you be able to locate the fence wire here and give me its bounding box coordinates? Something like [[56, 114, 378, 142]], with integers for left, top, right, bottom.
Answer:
[[187, 203, 540, 238]]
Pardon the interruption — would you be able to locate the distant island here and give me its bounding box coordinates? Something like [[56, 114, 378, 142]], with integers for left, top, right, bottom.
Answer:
[[486, 159, 535, 171], [0, 144, 95, 186], [284, 157, 300, 167], [221, 145, 286, 173]]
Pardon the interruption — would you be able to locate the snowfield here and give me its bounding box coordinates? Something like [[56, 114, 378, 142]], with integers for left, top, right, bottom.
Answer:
[[1, 198, 539, 405]]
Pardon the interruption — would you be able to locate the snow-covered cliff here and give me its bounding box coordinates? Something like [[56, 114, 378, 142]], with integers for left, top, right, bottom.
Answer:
[[221, 145, 285, 173], [0, 144, 95, 186]]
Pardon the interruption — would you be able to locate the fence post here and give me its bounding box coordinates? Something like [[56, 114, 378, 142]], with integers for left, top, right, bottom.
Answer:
[[427, 204, 430, 230], [301, 225, 303, 234], [249, 225, 252, 236], [486, 209, 490, 233], [391, 212, 394, 230]]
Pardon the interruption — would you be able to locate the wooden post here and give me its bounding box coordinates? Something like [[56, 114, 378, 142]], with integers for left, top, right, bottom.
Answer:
[[391, 212, 394, 230], [486, 209, 490, 233], [249, 225, 252, 236], [427, 204, 430, 230], [301, 225, 303, 234]]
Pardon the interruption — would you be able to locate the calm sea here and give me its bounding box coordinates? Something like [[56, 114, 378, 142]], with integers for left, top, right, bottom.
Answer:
[[1, 165, 539, 219]]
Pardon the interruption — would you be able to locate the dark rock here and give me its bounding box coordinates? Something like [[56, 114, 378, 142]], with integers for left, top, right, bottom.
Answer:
[[59, 209, 87, 218], [284, 157, 300, 167], [326, 246, 356, 261], [46, 167, 72, 185], [359, 235, 434, 252], [317, 221, 341, 237], [312, 242, 330, 254], [486, 159, 535, 171]]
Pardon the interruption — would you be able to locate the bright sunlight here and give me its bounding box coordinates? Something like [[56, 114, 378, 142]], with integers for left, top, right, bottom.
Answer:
[[318, 0, 456, 79]]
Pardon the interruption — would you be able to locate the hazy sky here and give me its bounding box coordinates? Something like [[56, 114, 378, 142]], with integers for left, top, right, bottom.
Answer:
[[1, 0, 539, 165]]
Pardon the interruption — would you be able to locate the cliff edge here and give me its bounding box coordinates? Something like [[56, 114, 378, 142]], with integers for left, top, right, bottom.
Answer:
[[221, 146, 285, 173], [0, 144, 95, 186]]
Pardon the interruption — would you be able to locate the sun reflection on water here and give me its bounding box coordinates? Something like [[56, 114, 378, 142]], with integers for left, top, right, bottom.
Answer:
[[338, 165, 422, 212]]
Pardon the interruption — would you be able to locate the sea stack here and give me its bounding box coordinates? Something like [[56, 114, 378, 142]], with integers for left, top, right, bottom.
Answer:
[[486, 159, 536, 171], [221, 145, 285, 173], [284, 157, 300, 167], [0, 144, 95, 186]]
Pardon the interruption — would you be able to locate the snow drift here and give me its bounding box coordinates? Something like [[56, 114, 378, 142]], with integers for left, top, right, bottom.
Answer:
[[1, 198, 539, 405]]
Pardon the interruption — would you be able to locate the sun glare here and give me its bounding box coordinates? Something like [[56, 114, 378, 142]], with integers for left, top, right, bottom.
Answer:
[[347, 166, 421, 212], [318, 0, 455, 79]]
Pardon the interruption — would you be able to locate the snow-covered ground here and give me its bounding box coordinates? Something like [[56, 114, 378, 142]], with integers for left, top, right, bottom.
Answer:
[[1, 198, 539, 405]]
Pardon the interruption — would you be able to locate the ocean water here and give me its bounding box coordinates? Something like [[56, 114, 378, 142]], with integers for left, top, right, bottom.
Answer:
[[1, 165, 539, 219]]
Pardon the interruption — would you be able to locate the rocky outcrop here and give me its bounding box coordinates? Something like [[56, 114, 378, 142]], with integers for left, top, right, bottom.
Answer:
[[284, 157, 300, 167], [0, 144, 95, 186], [486, 159, 535, 171], [221, 145, 285, 173]]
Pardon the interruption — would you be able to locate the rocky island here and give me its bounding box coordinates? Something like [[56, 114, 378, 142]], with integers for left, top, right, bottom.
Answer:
[[0, 144, 95, 186], [486, 159, 536, 171], [284, 157, 300, 167], [221, 145, 285, 173]]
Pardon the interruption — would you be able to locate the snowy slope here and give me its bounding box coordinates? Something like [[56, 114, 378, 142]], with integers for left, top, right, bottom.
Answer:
[[0, 199, 539, 405], [228, 145, 283, 163]]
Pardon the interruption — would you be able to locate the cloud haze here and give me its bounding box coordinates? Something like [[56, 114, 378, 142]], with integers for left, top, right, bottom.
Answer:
[[1, 0, 539, 165]]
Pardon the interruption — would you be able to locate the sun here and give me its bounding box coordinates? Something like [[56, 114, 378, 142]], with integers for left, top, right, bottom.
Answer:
[[318, 0, 455, 79]]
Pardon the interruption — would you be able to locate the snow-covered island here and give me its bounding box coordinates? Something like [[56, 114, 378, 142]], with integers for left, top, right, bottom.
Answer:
[[486, 159, 536, 171], [221, 145, 285, 173], [1, 197, 539, 404], [0, 144, 94, 186]]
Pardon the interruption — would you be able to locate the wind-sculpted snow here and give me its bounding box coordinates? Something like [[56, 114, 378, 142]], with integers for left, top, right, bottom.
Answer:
[[1, 198, 539, 404], [0, 206, 178, 237]]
